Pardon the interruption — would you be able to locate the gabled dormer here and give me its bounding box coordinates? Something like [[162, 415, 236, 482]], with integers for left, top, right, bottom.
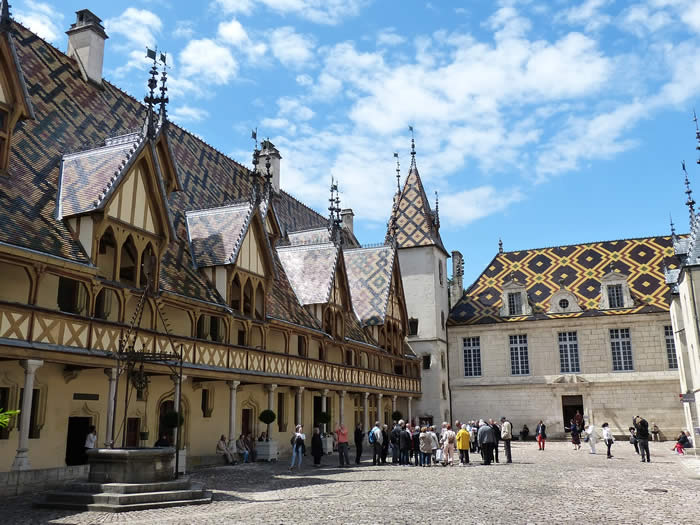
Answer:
[[56, 131, 177, 290], [0, 9, 35, 175], [548, 284, 581, 314], [499, 276, 532, 317], [599, 268, 633, 310]]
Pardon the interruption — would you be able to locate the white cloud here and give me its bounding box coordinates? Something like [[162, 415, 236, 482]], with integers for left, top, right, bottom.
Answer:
[[296, 74, 313, 86], [441, 186, 524, 225], [213, 0, 369, 25], [14, 1, 64, 43], [173, 20, 195, 39], [557, 0, 612, 32], [278, 97, 314, 121], [179, 39, 238, 86], [113, 49, 152, 78], [619, 4, 671, 36], [170, 105, 210, 123], [105, 8, 162, 48], [377, 28, 406, 47], [217, 18, 268, 60], [268, 27, 315, 67]]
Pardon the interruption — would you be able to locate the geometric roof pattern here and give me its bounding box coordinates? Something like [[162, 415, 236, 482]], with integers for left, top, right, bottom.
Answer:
[[387, 162, 447, 254], [450, 235, 681, 325], [185, 202, 253, 268], [276, 242, 339, 306], [344, 245, 396, 326], [287, 227, 332, 246]]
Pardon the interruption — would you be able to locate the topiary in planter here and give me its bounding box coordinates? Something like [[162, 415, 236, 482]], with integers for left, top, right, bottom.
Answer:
[[259, 409, 276, 425], [392, 411, 403, 422], [163, 410, 184, 429], [317, 411, 331, 426]]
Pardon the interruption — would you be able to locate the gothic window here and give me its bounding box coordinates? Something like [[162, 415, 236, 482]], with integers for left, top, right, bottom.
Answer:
[[255, 282, 265, 320], [441, 382, 447, 400], [231, 274, 242, 312], [243, 279, 253, 317], [119, 236, 138, 287], [440, 352, 446, 370], [438, 261, 443, 286], [140, 243, 156, 289], [57, 277, 88, 315], [200, 389, 212, 418], [97, 228, 117, 280], [422, 355, 431, 370]]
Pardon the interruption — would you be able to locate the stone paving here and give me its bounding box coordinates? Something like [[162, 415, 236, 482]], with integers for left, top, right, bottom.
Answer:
[[5, 441, 700, 524]]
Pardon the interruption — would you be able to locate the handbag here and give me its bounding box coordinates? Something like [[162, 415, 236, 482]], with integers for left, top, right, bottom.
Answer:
[[435, 449, 443, 461]]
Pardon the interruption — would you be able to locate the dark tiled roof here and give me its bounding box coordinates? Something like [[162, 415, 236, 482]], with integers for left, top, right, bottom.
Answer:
[[277, 242, 339, 305], [450, 235, 681, 325], [186, 202, 252, 268], [344, 245, 395, 326], [387, 164, 446, 254], [268, 248, 321, 330]]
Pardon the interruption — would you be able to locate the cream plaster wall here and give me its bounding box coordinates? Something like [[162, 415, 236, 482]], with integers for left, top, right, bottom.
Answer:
[[0, 262, 30, 304]]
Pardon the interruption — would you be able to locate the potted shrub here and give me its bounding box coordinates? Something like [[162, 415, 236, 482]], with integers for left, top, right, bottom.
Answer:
[[392, 410, 403, 423], [317, 412, 333, 454], [163, 410, 184, 431], [139, 431, 149, 442], [257, 409, 278, 462]]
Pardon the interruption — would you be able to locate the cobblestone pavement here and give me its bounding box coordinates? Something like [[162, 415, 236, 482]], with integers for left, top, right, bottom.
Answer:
[[5, 441, 700, 524]]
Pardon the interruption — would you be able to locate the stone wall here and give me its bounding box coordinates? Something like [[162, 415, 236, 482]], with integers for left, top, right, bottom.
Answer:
[[0, 465, 88, 497]]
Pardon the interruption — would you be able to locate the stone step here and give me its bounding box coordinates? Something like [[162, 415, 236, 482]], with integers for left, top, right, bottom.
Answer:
[[35, 493, 212, 513], [64, 478, 193, 494], [44, 487, 207, 506]]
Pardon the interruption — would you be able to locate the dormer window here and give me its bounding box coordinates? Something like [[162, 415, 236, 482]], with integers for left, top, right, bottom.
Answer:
[[599, 269, 632, 310], [548, 287, 581, 314], [500, 276, 532, 317]]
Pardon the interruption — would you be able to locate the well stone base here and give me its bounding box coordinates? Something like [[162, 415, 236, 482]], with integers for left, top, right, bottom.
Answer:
[[87, 448, 176, 484]]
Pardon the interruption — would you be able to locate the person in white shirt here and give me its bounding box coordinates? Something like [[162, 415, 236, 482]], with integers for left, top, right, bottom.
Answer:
[[602, 422, 614, 459], [289, 425, 306, 470], [84, 426, 97, 449], [585, 423, 598, 454]]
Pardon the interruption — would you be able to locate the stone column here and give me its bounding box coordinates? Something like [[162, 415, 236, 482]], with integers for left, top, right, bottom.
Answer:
[[363, 392, 369, 432], [104, 368, 118, 448], [408, 397, 413, 426], [321, 389, 329, 433], [266, 384, 277, 437], [339, 391, 346, 427], [391, 395, 397, 421], [227, 381, 240, 446], [12, 359, 43, 471], [172, 375, 181, 450], [295, 387, 304, 428], [377, 393, 383, 425]]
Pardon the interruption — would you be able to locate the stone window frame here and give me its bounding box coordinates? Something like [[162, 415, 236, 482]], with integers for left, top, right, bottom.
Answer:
[[499, 278, 532, 317], [548, 288, 581, 314], [598, 270, 633, 310], [462, 336, 482, 377]]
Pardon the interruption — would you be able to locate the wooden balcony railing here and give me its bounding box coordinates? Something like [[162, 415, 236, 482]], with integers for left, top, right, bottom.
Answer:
[[0, 301, 421, 394]]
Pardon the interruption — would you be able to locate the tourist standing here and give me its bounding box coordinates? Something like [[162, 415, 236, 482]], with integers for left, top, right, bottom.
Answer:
[[477, 419, 496, 465], [628, 427, 639, 455], [335, 422, 349, 467], [289, 425, 305, 470], [419, 426, 432, 466], [311, 427, 323, 467], [585, 422, 598, 454], [571, 420, 581, 450], [470, 422, 478, 453], [84, 425, 97, 464], [490, 419, 501, 463], [354, 423, 364, 464], [602, 422, 614, 459], [390, 420, 402, 464], [412, 425, 421, 466], [442, 424, 456, 466], [634, 416, 651, 463], [370, 421, 383, 465], [456, 424, 471, 465], [429, 426, 439, 463], [500, 417, 512, 463], [536, 420, 547, 450], [381, 424, 389, 464], [399, 423, 411, 465]]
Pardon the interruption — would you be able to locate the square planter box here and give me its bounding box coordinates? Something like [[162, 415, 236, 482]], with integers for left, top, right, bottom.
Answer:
[[256, 441, 278, 461], [322, 436, 333, 455]]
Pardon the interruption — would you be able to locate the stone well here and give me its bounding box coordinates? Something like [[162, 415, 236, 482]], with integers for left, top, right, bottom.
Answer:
[[87, 448, 176, 484]]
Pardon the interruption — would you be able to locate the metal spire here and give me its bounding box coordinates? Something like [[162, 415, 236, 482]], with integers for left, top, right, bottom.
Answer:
[[694, 110, 700, 164], [263, 152, 272, 197], [1, 1, 10, 29], [434, 190, 440, 229], [408, 125, 416, 171], [158, 52, 169, 124], [683, 160, 695, 224], [394, 152, 401, 194], [498, 238, 504, 254], [670, 213, 676, 237], [250, 131, 260, 203], [328, 177, 342, 244]]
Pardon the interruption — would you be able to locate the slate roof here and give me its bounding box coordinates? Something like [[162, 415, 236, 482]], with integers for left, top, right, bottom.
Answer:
[[450, 236, 681, 325], [344, 245, 396, 326], [186, 202, 253, 268], [288, 227, 332, 246], [387, 162, 447, 254], [277, 242, 339, 306]]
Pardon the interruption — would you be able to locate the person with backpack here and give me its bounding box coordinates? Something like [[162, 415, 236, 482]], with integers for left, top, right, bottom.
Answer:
[[369, 421, 383, 465], [354, 423, 364, 465], [289, 425, 305, 471], [441, 424, 456, 466], [477, 419, 496, 465], [634, 416, 651, 463]]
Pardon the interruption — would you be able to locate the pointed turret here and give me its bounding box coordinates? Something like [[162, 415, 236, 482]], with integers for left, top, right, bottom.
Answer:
[[1, 1, 10, 30], [683, 160, 695, 226]]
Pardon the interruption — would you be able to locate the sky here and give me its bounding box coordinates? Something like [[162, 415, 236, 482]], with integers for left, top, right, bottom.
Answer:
[[12, 0, 700, 286]]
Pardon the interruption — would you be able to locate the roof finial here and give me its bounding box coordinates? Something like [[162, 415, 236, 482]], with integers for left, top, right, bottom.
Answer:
[[393, 152, 401, 194], [498, 238, 504, 254], [695, 110, 700, 163], [263, 152, 272, 196], [408, 125, 416, 170], [608, 261, 615, 274], [143, 47, 160, 139], [670, 213, 676, 237], [683, 160, 695, 224], [328, 177, 342, 244], [157, 52, 169, 124], [1, 1, 11, 29], [434, 190, 440, 229]]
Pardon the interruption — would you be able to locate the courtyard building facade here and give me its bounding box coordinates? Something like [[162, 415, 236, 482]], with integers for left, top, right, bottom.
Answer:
[[448, 236, 686, 438], [0, 7, 420, 477]]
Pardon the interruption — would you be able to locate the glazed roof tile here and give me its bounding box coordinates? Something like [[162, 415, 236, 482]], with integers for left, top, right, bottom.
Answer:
[[186, 202, 253, 268], [344, 245, 395, 326], [449, 235, 681, 325], [276, 242, 339, 306]]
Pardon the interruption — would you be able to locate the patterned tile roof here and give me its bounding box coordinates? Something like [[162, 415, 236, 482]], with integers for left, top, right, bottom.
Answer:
[[57, 135, 141, 218], [387, 164, 447, 254], [287, 227, 331, 246], [268, 249, 322, 330], [450, 235, 681, 325], [185, 202, 253, 268], [344, 245, 395, 326], [276, 242, 339, 305]]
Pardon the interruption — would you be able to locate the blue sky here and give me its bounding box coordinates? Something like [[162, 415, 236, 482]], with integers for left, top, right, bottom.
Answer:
[[13, 0, 700, 285]]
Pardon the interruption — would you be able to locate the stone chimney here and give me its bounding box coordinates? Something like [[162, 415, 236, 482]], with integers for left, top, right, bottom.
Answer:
[[340, 209, 354, 234], [450, 250, 464, 308], [66, 9, 108, 86], [260, 140, 281, 193]]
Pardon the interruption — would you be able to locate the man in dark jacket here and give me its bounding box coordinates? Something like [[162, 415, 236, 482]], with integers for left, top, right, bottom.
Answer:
[[478, 419, 496, 465], [490, 419, 501, 463], [634, 416, 651, 463], [381, 424, 389, 464], [399, 424, 411, 465], [390, 421, 402, 464], [412, 425, 421, 466], [354, 423, 364, 465]]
